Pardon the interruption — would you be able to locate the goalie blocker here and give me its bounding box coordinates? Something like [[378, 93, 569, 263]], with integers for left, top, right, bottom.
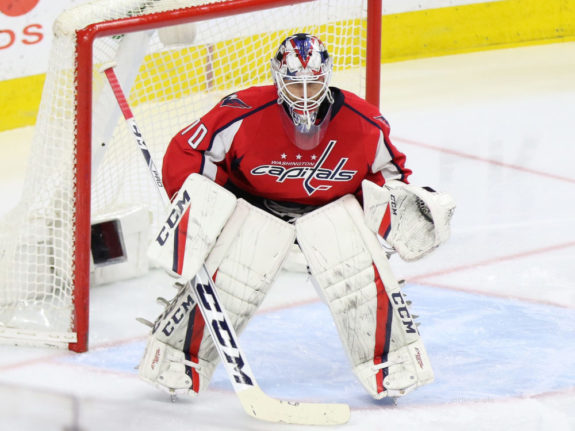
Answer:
[[139, 174, 440, 400]]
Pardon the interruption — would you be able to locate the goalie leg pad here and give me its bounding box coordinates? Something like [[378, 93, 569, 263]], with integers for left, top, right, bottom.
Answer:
[[295, 194, 434, 399], [147, 173, 237, 279], [138, 281, 217, 396], [199, 199, 296, 360], [139, 200, 295, 395]]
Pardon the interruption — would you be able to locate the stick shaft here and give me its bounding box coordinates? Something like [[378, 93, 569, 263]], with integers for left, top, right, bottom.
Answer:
[[103, 65, 170, 207]]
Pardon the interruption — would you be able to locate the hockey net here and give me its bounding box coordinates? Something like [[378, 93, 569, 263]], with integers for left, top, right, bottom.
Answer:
[[0, 0, 381, 352]]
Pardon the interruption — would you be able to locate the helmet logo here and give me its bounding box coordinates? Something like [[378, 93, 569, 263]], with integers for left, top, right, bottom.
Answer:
[[276, 33, 328, 77], [271, 33, 334, 139], [290, 36, 314, 69]]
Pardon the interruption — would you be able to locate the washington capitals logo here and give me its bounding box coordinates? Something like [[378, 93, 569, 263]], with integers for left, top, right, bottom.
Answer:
[[220, 93, 251, 109], [250, 140, 357, 195]]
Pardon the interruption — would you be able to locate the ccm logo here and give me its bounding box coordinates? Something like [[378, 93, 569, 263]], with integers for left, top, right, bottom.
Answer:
[[155, 190, 191, 245], [156, 293, 195, 337], [196, 281, 254, 386], [391, 292, 418, 334], [390, 194, 398, 216]]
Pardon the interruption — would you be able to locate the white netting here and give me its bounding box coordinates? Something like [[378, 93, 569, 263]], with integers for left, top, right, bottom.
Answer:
[[0, 0, 371, 348]]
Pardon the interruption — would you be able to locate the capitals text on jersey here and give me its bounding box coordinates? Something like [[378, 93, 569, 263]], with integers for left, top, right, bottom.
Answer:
[[250, 140, 358, 196]]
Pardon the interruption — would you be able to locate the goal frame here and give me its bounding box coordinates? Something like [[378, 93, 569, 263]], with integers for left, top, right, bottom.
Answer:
[[69, 0, 382, 352]]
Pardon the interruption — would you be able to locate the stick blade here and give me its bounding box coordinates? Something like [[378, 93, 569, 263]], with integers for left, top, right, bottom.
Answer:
[[239, 387, 350, 425]]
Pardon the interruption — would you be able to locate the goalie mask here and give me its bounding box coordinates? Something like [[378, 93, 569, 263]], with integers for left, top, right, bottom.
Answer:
[[271, 33, 334, 150]]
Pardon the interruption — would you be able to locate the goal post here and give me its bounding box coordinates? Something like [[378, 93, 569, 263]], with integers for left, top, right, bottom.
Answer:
[[0, 0, 382, 353]]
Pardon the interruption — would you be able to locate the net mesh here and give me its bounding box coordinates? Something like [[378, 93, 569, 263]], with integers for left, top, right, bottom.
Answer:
[[0, 0, 370, 348]]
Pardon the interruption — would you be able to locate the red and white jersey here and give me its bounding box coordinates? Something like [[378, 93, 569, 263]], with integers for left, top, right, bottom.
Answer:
[[162, 85, 411, 206]]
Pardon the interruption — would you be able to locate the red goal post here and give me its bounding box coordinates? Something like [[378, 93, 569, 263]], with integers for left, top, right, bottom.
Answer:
[[0, 0, 382, 353]]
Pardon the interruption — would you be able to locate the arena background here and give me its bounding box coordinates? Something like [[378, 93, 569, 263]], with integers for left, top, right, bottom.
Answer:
[[1, 0, 574, 131]]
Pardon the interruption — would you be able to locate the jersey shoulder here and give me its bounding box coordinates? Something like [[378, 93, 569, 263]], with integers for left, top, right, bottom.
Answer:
[[201, 85, 277, 126], [176, 85, 277, 137], [219, 85, 277, 111], [333, 88, 390, 130]]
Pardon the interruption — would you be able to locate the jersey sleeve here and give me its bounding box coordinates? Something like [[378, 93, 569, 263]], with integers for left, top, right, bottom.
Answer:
[[365, 115, 412, 187], [162, 105, 240, 199]]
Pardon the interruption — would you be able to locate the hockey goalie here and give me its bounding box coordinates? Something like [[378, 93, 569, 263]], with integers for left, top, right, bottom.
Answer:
[[138, 33, 456, 401]]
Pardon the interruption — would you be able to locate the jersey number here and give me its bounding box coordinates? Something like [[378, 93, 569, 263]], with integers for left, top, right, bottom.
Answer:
[[183, 120, 208, 149]]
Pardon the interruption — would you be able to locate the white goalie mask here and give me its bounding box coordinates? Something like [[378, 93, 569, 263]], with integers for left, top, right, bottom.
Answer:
[[271, 33, 334, 150]]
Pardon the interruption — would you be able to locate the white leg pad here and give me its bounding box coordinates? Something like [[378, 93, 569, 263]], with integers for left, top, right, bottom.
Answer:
[[139, 199, 295, 396], [139, 330, 216, 396], [295, 195, 434, 399], [200, 199, 296, 360], [147, 173, 237, 280], [138, 281, 217, 396]]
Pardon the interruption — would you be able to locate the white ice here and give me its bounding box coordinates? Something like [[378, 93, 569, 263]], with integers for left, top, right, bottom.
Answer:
[[0, 42, 574, 431]]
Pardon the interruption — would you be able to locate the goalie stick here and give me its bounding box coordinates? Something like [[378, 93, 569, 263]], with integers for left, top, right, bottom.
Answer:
[[102, 64, 351, 425]]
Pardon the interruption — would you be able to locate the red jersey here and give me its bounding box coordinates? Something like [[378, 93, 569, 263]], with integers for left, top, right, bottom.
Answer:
[[162, 85, 411, 206]]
